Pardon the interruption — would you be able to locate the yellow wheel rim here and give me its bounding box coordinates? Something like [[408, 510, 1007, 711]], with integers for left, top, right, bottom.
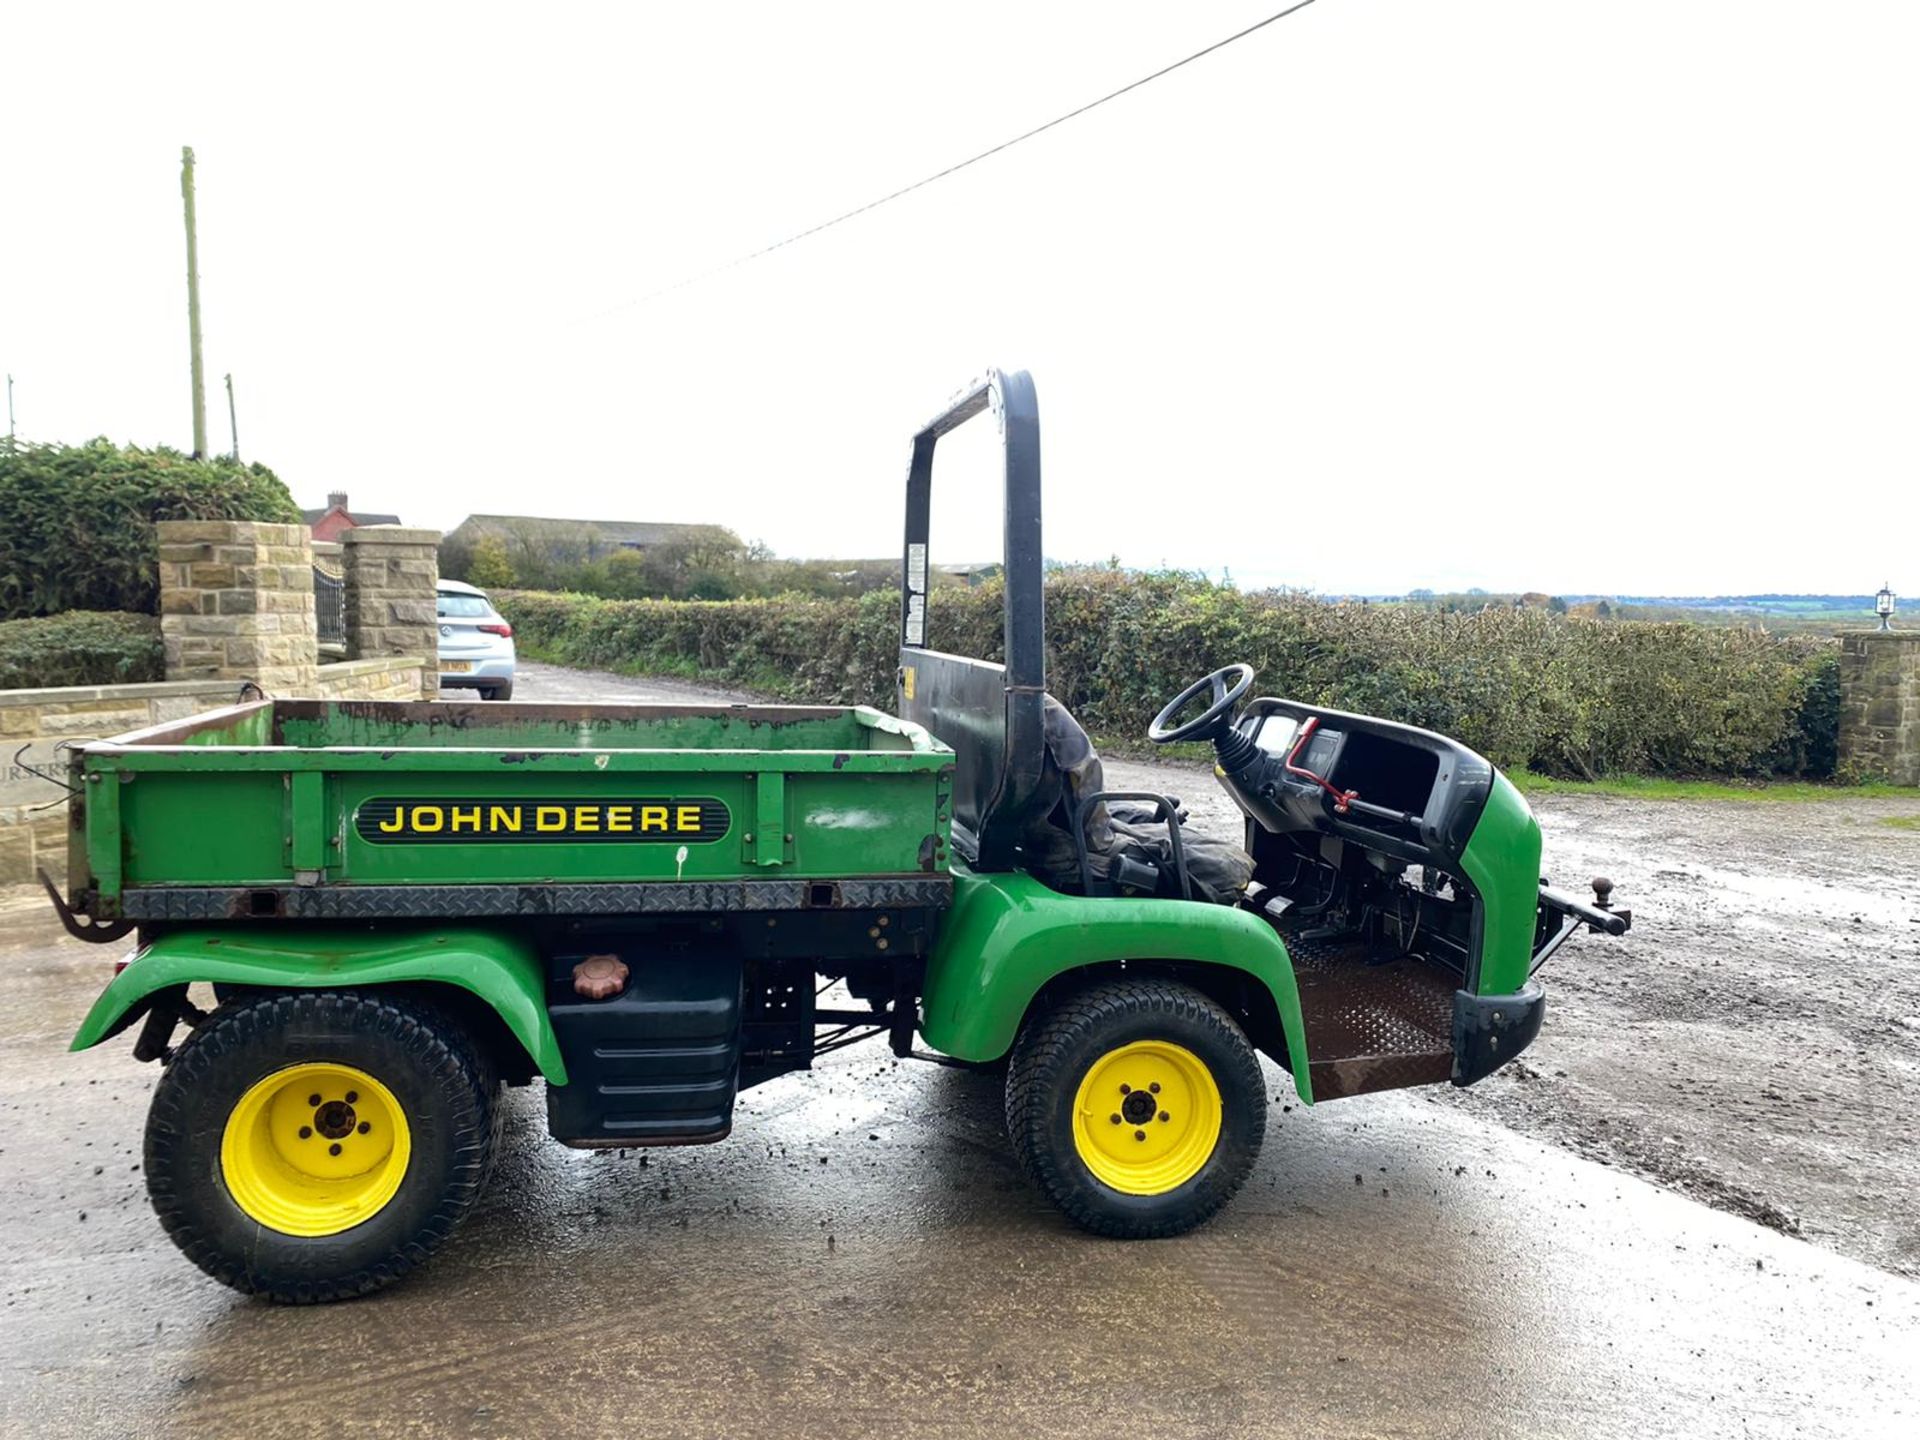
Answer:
[[220, 1062, 412, 1237], [1071, 1040, 1223, 1196]]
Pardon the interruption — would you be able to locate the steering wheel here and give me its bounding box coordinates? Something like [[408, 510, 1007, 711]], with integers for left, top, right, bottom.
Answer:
[[1148, 664, 1254, 744]]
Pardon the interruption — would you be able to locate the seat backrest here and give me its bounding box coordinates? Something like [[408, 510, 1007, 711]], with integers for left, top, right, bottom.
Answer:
[[896, 370, 1051, 870]]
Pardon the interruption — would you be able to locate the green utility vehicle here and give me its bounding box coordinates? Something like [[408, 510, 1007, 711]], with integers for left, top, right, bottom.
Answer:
[[54, 370, 1627, 1301]]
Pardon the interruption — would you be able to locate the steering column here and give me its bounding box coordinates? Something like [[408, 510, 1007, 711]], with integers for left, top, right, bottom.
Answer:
[[1146, 664, 1262, 774]]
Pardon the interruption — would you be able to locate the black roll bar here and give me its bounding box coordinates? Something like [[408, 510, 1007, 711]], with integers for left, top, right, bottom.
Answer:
[[899, 368, 1045, 688], [897, 369, 1049, 870]]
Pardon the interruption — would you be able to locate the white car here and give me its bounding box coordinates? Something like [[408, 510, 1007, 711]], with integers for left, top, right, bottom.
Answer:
[[436, 579, 516, 700]]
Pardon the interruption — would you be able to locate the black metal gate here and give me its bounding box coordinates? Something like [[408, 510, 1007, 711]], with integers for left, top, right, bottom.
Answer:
[[314, 564, 345, 646]]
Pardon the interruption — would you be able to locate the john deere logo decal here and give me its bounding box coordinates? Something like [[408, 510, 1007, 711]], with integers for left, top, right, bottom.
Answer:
[[355, 797, 730, 844]]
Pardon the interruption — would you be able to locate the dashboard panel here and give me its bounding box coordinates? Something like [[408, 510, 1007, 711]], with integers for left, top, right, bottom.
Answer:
[[1225, 699, 1497, 874]]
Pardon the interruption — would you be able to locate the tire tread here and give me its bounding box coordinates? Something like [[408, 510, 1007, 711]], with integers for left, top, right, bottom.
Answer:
[[1005, 978, 1263, 1239], [145, 989, 494, 1304]]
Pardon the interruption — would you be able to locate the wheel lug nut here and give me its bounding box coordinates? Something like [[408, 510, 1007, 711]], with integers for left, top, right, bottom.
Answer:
[[1134, 1130, 1146, 1141], [1148, 1082, 1161, 1094], [345, 1092, 359, 1104], [307, 1094, 321, 1107], [329, 1143, 343, 1156], [298, 1126, 312, 1139], [1119, 1084, 1131, 1095], [358, 1122, 371, 1134], [1110, 1114, 1121, 1125], [1159, 1112, 1170, 1122]]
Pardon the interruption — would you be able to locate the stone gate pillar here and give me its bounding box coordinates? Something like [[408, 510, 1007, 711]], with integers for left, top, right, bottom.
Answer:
[[1837, 632, 1920, 785], [343, 526, 441, 691], [157, 520, 319, 693]]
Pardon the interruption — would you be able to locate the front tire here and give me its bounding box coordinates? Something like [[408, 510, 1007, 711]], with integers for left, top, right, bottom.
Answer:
[[145, 990, 495, 1303], [1005, 979, 1264, 1238]]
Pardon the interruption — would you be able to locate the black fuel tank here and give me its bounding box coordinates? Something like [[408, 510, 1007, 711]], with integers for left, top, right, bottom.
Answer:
[[545, 948, 742, 1147]]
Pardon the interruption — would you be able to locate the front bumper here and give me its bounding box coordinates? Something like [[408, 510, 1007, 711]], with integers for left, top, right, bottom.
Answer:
[[1451, 982, 1545, 1087]]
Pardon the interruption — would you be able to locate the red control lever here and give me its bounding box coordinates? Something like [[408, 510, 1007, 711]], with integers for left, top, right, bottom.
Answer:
[[1283, 717, 1358, 815]]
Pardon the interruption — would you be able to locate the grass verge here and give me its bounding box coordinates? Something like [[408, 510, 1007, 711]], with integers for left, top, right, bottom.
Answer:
[[1099, 741, 1920, 805], [1510, 770, 1920, 803]]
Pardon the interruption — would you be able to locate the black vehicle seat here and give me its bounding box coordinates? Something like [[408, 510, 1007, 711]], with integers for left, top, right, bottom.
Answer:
[[1019, 698, 1251, 904]]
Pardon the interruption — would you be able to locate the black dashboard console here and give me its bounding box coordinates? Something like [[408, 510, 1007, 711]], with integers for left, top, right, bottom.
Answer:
[[1216, 698, 1495, 877]]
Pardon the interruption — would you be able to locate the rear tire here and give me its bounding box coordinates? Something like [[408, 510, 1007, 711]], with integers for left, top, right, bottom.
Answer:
[[145, 989, 495, 1303], [1005, 978, 1264, 1238], [487, 680, 514, 701]]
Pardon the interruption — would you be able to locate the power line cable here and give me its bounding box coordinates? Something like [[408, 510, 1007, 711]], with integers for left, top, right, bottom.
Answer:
[[587, 0, 1321, 318]]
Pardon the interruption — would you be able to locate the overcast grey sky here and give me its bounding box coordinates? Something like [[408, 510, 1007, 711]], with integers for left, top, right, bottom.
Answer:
[[3, 1, 1914, 597]]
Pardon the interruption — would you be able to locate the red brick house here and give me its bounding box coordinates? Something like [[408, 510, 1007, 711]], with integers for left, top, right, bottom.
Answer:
[[302, 491, 401, 542]]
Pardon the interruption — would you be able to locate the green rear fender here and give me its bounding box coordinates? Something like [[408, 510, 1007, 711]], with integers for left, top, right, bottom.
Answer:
[[69, 925, 566, 1083], [920, 866, 1315, 1103]]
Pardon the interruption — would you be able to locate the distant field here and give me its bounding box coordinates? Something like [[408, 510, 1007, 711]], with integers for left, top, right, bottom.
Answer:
[[1608, 596, 1884, 634], [1381, 591, 1898, 635]]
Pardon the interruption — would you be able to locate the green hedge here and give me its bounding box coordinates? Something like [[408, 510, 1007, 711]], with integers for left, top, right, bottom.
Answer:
[[499, 572, 1841, 779], [0, 440, 301, 620], [0, 611, 164, 690]]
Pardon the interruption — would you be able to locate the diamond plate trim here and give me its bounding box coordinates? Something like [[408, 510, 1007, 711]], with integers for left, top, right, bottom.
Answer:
[[119, 877, 953, 922], [1275, 915, 1457, 1101]]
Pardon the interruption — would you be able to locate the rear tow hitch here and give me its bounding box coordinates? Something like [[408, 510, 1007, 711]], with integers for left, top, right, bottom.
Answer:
[[37, 869, 134, 944]]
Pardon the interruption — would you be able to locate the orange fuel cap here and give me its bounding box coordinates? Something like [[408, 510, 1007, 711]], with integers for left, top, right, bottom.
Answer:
[[571, 954, 629, 1001]]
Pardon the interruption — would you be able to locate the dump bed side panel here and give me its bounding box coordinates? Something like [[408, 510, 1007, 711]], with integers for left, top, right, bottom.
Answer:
[[100, 766, 947, 888], [72, 701, 955, 916], [115, 772, 289, 885]]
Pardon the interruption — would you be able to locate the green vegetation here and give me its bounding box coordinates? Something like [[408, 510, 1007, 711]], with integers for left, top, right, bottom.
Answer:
[[0, 440, 300, 620], [500, 570, 1842, 781], [0, 611, 164, 689], [1511, 770, 1918, 803], [1880, 815, 1920, 831], [464, 534, 517, 590], [442, 523, 921, 602]]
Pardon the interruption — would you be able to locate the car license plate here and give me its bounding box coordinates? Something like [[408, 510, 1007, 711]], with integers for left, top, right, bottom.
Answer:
[[440, 660, 473, 673]]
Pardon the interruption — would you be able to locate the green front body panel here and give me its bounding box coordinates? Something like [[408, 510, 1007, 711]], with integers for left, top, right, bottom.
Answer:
[[1457, 772, 1544, 995], [68, 925, 565, 1082], [919, 863, 1317, 1103], [70, 702, 953, 911]]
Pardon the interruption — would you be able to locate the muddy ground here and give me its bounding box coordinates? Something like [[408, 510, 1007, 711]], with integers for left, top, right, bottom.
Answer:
[[1105, 757, 1920, 1279], [3, 891, 1915, 1438]]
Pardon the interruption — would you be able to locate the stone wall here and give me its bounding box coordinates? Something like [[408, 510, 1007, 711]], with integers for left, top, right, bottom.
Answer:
[[4, 516, 442, 888], [1837, 632, 1920, 785], [157, 520, 318, 692], [344, 527, 440, 666], [0, 658, 428, 885], [309, 657, 431, 703]]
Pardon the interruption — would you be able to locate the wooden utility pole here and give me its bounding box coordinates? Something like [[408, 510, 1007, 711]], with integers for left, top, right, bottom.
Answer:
[[225, 373, 240, 461], [181, 146, 207, 458]]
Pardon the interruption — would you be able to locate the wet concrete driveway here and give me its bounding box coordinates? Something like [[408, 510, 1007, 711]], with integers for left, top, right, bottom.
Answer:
[[2, 894, 1915, 1439]]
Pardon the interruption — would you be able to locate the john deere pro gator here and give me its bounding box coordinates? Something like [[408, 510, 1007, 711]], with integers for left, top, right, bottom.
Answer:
[[52, 369, 1628, 1300]]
